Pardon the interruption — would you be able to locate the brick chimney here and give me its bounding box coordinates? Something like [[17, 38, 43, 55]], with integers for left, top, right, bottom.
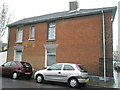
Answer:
[[69, 1, 79, 11]]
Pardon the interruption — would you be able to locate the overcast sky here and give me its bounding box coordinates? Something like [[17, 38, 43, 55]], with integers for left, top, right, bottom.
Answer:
[[0, 0, 119, 50]]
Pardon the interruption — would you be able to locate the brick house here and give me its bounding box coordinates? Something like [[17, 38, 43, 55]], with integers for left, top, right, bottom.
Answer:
[[7, 3, 117, 77]]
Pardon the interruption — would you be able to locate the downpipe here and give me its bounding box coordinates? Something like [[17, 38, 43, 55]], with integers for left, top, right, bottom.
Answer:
[[101, 10, 106, 82]]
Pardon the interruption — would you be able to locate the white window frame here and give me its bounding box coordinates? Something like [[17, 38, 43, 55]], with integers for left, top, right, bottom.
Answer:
[[29, 26, 35, 40], [48, 22, 56, 40], [45, 49, 47, 67], [16, 27, 23, 43]]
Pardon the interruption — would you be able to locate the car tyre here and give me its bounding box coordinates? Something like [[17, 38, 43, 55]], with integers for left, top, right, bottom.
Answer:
[[80, 83, 86, 87], [36, 75, 44, 83], [12, 72, 18, 79], [68, 78, 79, 88]]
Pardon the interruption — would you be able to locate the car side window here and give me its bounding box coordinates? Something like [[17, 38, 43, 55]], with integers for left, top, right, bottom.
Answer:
[[11, 62, 17, 66], [3, 62, 11, 67], [48, 64, 62, 70], [63, 65, 75, 71]]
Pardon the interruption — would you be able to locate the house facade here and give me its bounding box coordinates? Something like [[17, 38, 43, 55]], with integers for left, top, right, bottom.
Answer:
[[0, 43, 7, 65], [7, 5, 117, 77]]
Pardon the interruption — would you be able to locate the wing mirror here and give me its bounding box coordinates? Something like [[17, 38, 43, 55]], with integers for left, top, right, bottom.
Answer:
[[2, 65, 4, 67], [43, 67, 47, 69], [44, 66, 50, 69], [47, 68, 52, 70]]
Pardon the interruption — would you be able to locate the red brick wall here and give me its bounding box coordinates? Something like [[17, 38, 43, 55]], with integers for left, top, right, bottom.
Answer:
[[7, 12, 113, 76], [56, 14, 103, 75]]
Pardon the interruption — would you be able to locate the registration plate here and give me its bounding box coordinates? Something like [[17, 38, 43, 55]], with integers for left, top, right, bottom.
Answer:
[[25, 73, 31, 75], [85, 79, 89, 82]]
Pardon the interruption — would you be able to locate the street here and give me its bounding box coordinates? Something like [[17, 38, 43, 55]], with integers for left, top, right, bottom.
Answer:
[[2, 76, 99, 89]]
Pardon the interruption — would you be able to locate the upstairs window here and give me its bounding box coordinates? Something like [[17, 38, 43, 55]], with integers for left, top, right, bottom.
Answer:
[[47, 22, 56, 41], [17, 27, 23, 42], [29, 26, 35, 40]]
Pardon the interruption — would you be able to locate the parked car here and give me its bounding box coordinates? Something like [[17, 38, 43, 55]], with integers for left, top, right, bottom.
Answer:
[[34, 63, 89, 88], [1, 61, 33, 79], [114, 62, 120, 72]]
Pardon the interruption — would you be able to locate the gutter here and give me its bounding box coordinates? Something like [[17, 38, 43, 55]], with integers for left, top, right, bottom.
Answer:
[[101, 7, 117, 81]]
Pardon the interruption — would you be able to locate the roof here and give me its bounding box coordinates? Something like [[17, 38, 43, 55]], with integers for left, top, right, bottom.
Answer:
[[8, 6, 117, 27], [2, 43, 8, 47]]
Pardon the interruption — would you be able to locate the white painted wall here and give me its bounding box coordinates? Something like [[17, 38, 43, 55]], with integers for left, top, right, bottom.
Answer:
[[118, 2, 120, 52], [113, 61, 120, 88], [0, 51, 7, 65]]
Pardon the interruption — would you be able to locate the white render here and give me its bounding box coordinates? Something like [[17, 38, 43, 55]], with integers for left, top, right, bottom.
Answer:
[[0, 51, 7, 65], [118, 2, 120, 53]]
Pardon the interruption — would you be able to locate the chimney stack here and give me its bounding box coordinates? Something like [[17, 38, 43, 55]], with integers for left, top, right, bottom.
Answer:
[[69, 1, 79, 11]]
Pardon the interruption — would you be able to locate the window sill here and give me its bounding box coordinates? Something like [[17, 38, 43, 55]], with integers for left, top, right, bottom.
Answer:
[[16, 41, 22, 44], [46, 39, 56, 42], [29, 39, 35, 41]]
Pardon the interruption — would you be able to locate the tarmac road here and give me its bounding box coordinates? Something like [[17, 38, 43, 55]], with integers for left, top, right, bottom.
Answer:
[[1, 76, 100, 89]]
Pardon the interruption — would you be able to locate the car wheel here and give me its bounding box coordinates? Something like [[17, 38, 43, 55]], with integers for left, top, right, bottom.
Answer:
[[12, 72, 18, 79], [36, 75, 44, 83], [68, 78, 79, 88]]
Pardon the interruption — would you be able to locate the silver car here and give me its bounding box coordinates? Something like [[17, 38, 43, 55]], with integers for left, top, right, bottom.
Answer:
[[34, 63, 89, 88]]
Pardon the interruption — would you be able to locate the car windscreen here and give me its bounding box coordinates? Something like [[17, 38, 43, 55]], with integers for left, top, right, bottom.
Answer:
[[21, 62, 32, 68], [77, 64, 87, 72]]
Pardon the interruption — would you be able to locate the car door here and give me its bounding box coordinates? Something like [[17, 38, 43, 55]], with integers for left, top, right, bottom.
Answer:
[[9, 62, 19, 75], [44, 64, 63, 82], [61, 64, 76, 82], [2, 62, 12, 75]]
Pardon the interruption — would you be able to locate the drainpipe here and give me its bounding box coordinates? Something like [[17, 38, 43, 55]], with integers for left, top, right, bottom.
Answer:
[[101, 10, 106, 82]]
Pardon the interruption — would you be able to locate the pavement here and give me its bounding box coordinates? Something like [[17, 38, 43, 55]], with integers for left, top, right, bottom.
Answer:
[[88, 76, 120, 88]]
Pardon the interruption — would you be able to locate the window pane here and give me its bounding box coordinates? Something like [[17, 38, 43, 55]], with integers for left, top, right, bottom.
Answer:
[[47, 55, 56, 66], [49, 22, 56, 27], [17, 27, 23, 42], [21, 62, 32, 68], [63, 65, 75, 70], [47, 48, 56, 66], [3, 62, 11, 67], [30, 26, 35, 39], [11, 62, 17, 66], [77, 64, 86, 71], [49, 64, 62, 70], [15, 51, 22, 61], [48, 22, 56, 40]]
